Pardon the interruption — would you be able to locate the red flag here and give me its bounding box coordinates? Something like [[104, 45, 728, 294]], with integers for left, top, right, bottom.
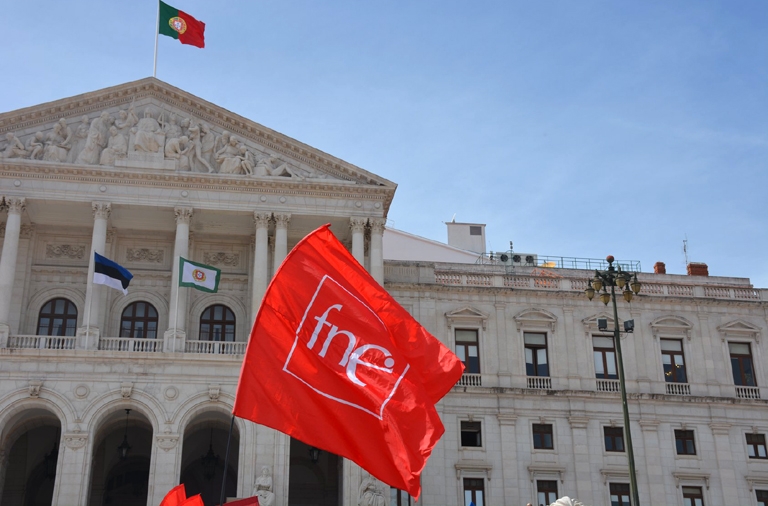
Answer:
[[233, 225, 464, 498], [220, 496, 260, 506], [180, 495, 204, 506], [160, 484, 187, 506]]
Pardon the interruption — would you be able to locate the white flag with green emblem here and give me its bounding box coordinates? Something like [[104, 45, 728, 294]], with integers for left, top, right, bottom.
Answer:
[[179, 257, 220, 293]]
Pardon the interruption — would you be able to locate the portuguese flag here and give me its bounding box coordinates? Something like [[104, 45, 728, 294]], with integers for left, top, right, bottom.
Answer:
[[158, 1, 205, 48]]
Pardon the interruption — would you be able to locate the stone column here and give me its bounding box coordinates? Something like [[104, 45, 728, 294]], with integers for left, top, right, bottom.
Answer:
[[349, 217, 367, 266], [0, 197, 25, 346], [273, 213, 291, 274], [369, 218, 385, 284], [498, 413, 519, 505], [53, 432, 89, 506], [78, 202, 110, 348], [251, 212, 271, 322], [147, 434, 182, 506], [164, 207, 193, 351]]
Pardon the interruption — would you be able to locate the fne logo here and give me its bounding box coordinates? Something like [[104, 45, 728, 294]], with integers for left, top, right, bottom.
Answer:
[[283, 275, 410, 419]]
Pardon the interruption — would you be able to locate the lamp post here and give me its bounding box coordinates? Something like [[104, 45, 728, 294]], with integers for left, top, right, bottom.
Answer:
[[584, 255, 641, 506]]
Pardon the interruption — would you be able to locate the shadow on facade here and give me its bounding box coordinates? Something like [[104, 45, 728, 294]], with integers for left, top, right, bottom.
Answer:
[[180, 411, 239, 506], [288, 438, 340, 506]]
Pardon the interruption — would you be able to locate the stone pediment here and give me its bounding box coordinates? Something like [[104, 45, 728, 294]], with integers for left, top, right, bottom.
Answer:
[[445, 306, 489, 329], [650, 315, 693, 340], [514, 308, 557, 331], [0, 77, 394, 190], [718, 319, 761, 342]]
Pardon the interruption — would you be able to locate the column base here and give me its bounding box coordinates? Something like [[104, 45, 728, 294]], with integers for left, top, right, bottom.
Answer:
[[0, 323, 9, 348], [76, 327, 100, 350], [163, 329, 186, 353]]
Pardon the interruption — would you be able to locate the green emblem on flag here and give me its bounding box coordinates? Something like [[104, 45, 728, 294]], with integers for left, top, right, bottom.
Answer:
[[179, 257, 220, 293]]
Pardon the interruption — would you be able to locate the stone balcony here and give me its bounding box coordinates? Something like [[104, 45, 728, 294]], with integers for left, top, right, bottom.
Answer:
[[5, 334, 245, 356]]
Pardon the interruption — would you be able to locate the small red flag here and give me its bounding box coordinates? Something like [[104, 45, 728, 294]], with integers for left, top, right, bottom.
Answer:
[[160, 484, 187, 506], [233, 225, 464, 498], [180, 495, 204, 506], [220, 496, 260, 506]]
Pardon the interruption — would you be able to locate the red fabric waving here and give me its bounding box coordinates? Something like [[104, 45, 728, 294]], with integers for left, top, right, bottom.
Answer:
[[233, 224, 463, 498]]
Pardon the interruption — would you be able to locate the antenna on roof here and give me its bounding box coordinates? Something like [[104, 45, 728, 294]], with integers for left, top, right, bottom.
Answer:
[[682, 235, 689, 266], [451, 213, 456, 223]]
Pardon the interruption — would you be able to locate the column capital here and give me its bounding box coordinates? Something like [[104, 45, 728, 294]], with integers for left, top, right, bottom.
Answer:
[[274, 213, 292, 228], [254, 211, 272, 228], [5, 196, 26, 215], [349, 217, 367, 233], [369, 217, 386, 234], [91, 201, 111, 220], [174, 206, 193, 225]]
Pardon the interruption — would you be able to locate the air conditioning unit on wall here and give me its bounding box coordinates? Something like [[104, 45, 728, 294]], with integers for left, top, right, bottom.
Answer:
[[498, 252, 538, 267]]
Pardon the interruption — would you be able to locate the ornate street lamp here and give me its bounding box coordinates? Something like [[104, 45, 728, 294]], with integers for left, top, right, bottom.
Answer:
[[585, 255, 641, 506], [308, 446, 322, 464], [117, 409, 132, 460], [201, 429, 220, 481]]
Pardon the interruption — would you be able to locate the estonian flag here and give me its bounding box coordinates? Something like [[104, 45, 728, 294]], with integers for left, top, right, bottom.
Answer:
[[93, 252, 133, 295]]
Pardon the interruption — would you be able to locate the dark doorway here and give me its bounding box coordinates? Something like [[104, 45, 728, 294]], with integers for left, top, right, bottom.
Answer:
[[288, 438, 340, 506], [1, 423, 60, 506], [180, 414, 238, 506]]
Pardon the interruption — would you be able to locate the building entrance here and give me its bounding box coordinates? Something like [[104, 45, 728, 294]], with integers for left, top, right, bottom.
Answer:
[[288, 438, 341, 506]]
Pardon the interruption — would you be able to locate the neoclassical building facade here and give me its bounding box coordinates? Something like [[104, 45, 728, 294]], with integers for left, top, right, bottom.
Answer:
[[0, 79, 767, 506]]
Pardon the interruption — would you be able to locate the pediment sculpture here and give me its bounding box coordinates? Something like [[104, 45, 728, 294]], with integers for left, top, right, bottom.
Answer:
[[0, 101, 341, 182]]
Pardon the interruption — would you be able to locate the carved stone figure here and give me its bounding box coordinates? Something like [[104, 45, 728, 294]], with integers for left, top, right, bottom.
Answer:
[[200, 123, 216, 168], [115, 105, 138, 138], [253, 154, 301, 179], [132, 107, 162, 153], [42, 118, 72, 162], [76, 112, 113, 165], [216, 135, 244, 174], [161, 113, 182, 140], [99, 127, 127, 166], [358, 473, 386, 506], [26, 132, 45, 160], [165, 136, 190, 170], [239, 146, 255, 175], [67, 115, 91, 163], [180, 117, 191, 138], [253, 466, 275, 506], [2, 133, 28, 159], [187, 123, 214, 173], [213, 131, 230, 169]]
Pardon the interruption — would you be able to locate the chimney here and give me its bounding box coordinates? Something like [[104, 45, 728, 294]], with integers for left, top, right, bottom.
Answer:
[[654, 262, 666, 274], [687, 262, 709, 276]]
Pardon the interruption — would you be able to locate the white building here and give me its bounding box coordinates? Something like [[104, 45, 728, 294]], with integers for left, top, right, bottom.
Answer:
[[1, 79, 767, 506]]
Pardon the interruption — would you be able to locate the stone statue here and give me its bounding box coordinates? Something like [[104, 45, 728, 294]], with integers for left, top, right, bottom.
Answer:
[[165, 136, 190, 170], [160, 113, 182, 140], [357, 473, 386, 506], [215, 135, 245, 174], [253, 154, 303, 179], [76, 112, 113, 165], [252, 466, 275, 506], [200, 123, 216, 168], [187, 123, 214, 173], [2, 133, 28, 159], [99, 126, 127, 166], [42, 118, 72, 162], [115, 105, 138, 138], [132, 107, 162, 153], [25, 132, 45, 160], [180, 117, 191, 138], [213, 131, 230, 169], [238, 146, 255, 175], [67, 115, 91, 163]]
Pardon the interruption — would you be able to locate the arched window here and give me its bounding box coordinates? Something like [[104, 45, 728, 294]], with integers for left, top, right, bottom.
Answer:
[[37, 298, 78, 336], [200, 305, 235, 342], [120, 302, 159, 339]]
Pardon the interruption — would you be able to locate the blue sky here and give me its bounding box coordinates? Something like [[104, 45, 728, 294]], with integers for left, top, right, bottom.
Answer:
[[1, 1, 766, 285]]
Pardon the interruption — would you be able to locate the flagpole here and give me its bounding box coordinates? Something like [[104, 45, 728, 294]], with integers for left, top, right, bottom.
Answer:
[[85, 289, 92, 350], [218, 415, 235, 506], [153, 0, 160, 77], [172, 285, 180, 353]]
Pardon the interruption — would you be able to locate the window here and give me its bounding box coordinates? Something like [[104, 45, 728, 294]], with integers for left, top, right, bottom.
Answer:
[[37, 298, 78, 336], [593, 336, 618, 379], [609, 483, 631, 506], [682, 486, 704, 506], [455, 329, 480, 373], [729, 342, 757, 386], [463, 478, 484, 506], [525, 332, 549, 377], [661, 339, 687, 383], [199, 304, 236, 341], [533, 424, 554, 450], [391, 488, 412, 506], [460, 421, 482, 447], [537, 480, 558, 506], [675, 430, 696, 455], [119, 301, 158, 339], [747, 433, 768, 459], [469, 226, 482, 236], [604, 427, 625, 452], [757, 489, 768, 506]]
